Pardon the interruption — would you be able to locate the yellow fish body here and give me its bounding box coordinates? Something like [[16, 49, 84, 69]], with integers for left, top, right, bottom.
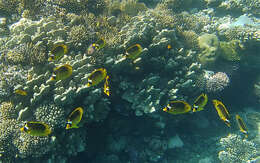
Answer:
[[163, 101, 191, 115], [86, 68, 107, 87], [94, 38, 106, 50], [125, 44, 143, 60], [20, 121, 51, 136], [14, 89, 27, 96], [48, 44, 68, 61], [235, 114, 248, 138], [104, 75, 110, 96], [212, 100, 231, 127], [87, 38, 106, 55], [193, 93, 208, 112], [66, 107, 83, 129], [50, 64, 72, 81]]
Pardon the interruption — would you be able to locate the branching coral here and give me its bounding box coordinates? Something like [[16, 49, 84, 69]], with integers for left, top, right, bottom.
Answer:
[[0, 101, 18, 120], [218, 134, 257, 163], [13, 133, 54, 158], [0, 66, 28, 102], [0, 119, 20, 162], [34, 103, 66, 129], [5, 43, 47, 66], [68, 25, 91, 49]]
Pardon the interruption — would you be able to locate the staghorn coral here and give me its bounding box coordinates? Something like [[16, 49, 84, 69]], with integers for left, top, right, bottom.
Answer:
[[218, 134, 257, 163]]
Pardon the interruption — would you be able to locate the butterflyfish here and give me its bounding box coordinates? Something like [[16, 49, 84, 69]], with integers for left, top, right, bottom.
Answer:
[[212, 100, 231, 127], [66, 107, 83, 129], [20, 121, 51, 136], [235, 114, 248, 138], [87, 38, 106, 55], [163, 101, 191, 115], [50, 64, 72, 81], [193, 93, 208, 112], [125, 44, 143, 60], [48, 44, 68, 61], [86, 68, 107, 87], [104, 75, 110, 96], [14, 89, 27, 96]]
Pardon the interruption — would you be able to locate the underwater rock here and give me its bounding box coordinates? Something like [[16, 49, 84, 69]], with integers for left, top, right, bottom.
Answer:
[[168, 134, 184, 149]]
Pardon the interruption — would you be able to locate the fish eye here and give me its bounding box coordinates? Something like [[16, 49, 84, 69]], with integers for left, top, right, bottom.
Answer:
[[24, 126, 28, 132]]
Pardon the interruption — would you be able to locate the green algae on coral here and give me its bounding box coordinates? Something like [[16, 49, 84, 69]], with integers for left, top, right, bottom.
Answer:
[[219, 40, 243, 62], [198, 33, 219, 67]]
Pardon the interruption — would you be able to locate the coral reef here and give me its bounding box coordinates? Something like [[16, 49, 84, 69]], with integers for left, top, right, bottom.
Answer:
[[0, 0, 258, 162], [218, 40, 244, 62], [198, 33, 220, 67], [205, 71, 230, 93], [218, 134, 258, 163], [217, 0, 260, 16]]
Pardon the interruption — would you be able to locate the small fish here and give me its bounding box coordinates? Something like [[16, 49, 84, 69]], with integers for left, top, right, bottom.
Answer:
[[86, 68, 107, 87], [50, 64, 72, 81], [193, 93, 208, 112], [14, 89, 27, 96], [125, 44, 143, 60], [163, 101, 191, 115], [66, 107, 83, 129], [87, 38, 106, 55], [167, 44, 172, 50], [20, 121, 51, 136], [212, 100, 231, 127], [236, 114, 248, 138], [104, 75, 110, 96], [48, 44, 68, 61]]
